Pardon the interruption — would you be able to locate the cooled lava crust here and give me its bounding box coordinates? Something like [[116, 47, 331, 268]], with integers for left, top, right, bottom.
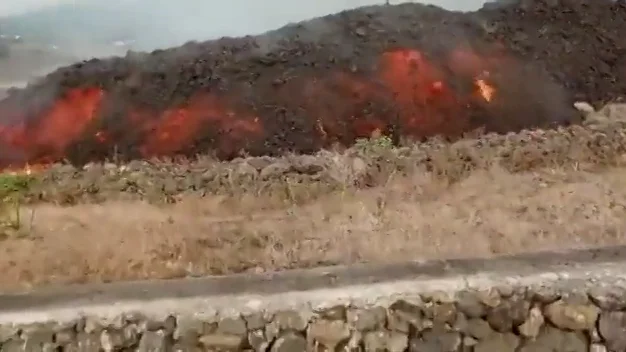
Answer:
[[0, 0, 625, 168]]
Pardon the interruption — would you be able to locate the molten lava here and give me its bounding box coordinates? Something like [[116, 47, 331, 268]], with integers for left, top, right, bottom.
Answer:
[[380, 48, 470, 137], [476, 77, 495, 102], [0, 87, 104, 165], [129, 93, 262, 158], [0, 46, 505, 169]]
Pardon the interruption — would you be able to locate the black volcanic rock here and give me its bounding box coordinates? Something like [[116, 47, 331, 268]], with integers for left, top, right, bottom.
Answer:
[[0, 0, 624, 167]]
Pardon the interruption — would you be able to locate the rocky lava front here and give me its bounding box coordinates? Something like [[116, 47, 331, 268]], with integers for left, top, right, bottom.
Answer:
[[0, 0, 624, 169]]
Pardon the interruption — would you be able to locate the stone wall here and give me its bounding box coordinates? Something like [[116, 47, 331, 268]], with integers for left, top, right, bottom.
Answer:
[[1, 247, 626, 351]]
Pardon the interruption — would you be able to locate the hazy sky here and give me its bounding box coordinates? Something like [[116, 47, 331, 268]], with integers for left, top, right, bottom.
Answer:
[[0, 0, 72, 16], [0, 0, 488, 17]]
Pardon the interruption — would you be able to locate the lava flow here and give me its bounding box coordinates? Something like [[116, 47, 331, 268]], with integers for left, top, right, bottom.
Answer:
[[2, 0, 624, 170], [0, 42, 566, 170], [0, 87, 105, 167]]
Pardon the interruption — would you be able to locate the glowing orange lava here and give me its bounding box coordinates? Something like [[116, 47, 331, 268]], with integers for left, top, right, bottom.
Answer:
[[379, 48, 495, 137], [0, 46, 501, 169], [476, 75, 495, 102], [129, 92, 263, 158], [0, 87, 104, 164], [380, 49, 459, 135]]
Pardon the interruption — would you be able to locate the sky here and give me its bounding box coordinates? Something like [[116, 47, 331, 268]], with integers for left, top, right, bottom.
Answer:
[[0, 0, 489, 17], [0, 0, 72, 16]]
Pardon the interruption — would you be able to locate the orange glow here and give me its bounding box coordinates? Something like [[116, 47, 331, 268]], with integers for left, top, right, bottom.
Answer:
[[379, 48, 470, 136], [0, 87, 104, 165], [0, 45, 509, 170], [129, 92, 262, 158], [289, 72, 389, 143], [476, 79, 495, 102]]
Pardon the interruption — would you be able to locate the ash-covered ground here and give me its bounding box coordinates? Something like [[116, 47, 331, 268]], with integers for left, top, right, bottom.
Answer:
[[0, 0, 625, 167]]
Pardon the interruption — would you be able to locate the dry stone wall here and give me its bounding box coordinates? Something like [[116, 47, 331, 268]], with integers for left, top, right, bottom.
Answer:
[[3, 289, 626, 352], [1, 247, 626, 351]]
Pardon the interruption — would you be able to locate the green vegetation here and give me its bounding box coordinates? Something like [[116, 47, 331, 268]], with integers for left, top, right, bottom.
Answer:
[[354, 135, 394, 154], [0, 172, 34, 236]]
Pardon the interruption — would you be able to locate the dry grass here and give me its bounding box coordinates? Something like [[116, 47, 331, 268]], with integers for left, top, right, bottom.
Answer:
[[1, 103, 626, 292], [1, 163, 626, 292]]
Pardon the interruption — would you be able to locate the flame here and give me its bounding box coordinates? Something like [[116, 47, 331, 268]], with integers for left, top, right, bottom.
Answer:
[[447, 49, 498, 103], [476, 78, 495, 102], [0, 45, 509, 169]]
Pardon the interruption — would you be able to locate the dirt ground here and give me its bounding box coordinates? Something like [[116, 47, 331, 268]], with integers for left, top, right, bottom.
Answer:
[[2, 163, 626, 292]]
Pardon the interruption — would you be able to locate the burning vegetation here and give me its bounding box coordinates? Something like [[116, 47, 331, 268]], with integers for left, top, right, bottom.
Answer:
[[0, 0, 625, 170]]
